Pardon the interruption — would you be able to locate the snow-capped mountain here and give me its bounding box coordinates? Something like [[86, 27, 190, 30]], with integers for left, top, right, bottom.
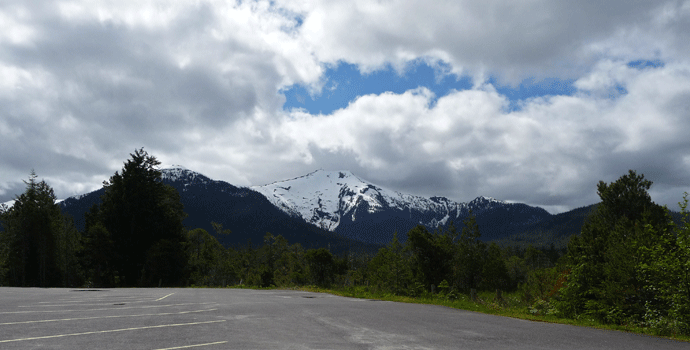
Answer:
[[251, 170, 551, 244], [49, 166, 553, 247], [251, 170, 494, 230], [57, 166, 378, 253]]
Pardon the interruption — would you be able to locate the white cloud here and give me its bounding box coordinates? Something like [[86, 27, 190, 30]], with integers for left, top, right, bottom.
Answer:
[[0, 5, 36, 46], [293, 0, 679, 84], [0, 0, 689, 213]]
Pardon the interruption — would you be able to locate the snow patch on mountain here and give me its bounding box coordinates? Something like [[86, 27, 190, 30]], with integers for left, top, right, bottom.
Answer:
[[160, 165, 211, 186], [2, 198, 65, 209], [251, 169, 505, 231], [251, 170, 370, 230], [67, 193, 89, 201]]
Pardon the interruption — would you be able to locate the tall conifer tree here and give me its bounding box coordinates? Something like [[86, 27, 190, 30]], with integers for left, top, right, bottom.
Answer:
[[86, 149, 187, 286], [0, 171, 81, 286]]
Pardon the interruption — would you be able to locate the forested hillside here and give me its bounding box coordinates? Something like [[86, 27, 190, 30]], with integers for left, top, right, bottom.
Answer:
[[59, 168, 379, 255]]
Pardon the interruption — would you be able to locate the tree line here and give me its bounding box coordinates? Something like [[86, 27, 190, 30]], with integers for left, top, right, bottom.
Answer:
[[0, 149, 559, 291], [0, 149, 352, 288], [1, 150, 688, 335]]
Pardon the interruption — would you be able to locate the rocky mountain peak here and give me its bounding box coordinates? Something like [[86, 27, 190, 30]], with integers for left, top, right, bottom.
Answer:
[[160, 165, 211, 185]]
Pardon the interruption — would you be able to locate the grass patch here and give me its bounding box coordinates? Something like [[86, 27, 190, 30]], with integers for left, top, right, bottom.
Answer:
[[284, 285, 690, 343]]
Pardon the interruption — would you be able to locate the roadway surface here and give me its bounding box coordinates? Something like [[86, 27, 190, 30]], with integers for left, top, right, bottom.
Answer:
[[0, 287, 687, 349]]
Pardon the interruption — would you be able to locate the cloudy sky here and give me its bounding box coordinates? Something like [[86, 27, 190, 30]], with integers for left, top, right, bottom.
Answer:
[[2, 0, 690, 213]]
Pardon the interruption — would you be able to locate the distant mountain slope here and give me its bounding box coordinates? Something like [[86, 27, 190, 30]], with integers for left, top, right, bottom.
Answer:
[[59, 166, 381, 254], [252, 170, 551, 244], [494, 204, 598, 249], [12, 166, 686, 252], [59, 188, 105, 230], [473, 202, 558, 241], [57, 166, 681, 251], [497, 203, 685, 249]]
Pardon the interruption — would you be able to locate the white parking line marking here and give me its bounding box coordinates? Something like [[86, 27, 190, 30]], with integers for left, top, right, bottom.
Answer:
[[0, 302, 216, 314], [153, 341, 228, 350], [38, 296, 154, 304], [0, 320, 226, 343], [24, 295, 176, 307], [39, 298, 141, 304], [156, 293, 175, 301], [21, 300, 153, 307], [0, 308, 217, 325]]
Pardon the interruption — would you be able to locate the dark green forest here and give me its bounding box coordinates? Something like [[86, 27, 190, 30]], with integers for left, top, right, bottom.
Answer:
[[1, 150, 689, 336]]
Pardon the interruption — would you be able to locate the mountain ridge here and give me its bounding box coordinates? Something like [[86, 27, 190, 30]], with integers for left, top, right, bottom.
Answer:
[[250, 169, 551, 244], [58, 166, 381, 254], [14, 166, 597, 250], [251, 169, 509, 230]]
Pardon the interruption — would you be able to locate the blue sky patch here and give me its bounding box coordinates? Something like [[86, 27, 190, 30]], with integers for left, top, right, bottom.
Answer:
[[282, 61, 472, 115], [492, 77, 577, 111], [282, 61, 578, 114], [627, 59, 664, 70]]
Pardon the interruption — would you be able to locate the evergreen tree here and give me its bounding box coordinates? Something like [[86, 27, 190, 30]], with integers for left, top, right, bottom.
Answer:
[[304, 248, 335, 286], [85, 149, 188, 286], [480, 242, 510, 291], [367, 232, 412, 295], [0, 171, 81, 286], [234, 239, 257, 285], [505, 254, 528, 289], [274, 241, 308, 286], [638, 193, 690, 334], [81, 220, 116, 286], [0, 203, 8, 283], [186, 226, 235, 286], [665, 194, 690, 333], [454, 211, 485, 291], [407, 224, 455, 291], [267, 233, 293, 286], [55, 216, 83, 287], [524, 245, 552, 270], [557, 170, 674, 323], [254, 232, 286, 287]]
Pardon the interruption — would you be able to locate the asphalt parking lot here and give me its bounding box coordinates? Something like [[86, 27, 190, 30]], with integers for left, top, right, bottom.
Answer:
[[0, 288, 227, 349], [0, 287, 687, 349]]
